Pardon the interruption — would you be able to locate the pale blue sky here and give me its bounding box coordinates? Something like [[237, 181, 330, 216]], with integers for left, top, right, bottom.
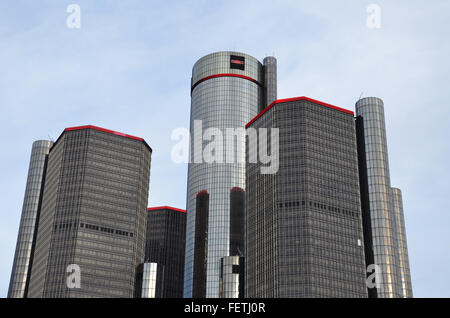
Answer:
[[1, 0, 449, 297]]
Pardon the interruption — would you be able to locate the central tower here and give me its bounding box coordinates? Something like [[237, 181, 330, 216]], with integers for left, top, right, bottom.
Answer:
[[184, 51, 276, 297]]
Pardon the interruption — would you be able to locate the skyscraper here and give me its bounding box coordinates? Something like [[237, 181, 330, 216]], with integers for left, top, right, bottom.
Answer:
[[355, 97, 412, 298], [8, 140, 53, 298], [245, 97, 368, 298], [140, 206, 186, 298], [27, 125, 151, 298], [184, 51, 277, 298]]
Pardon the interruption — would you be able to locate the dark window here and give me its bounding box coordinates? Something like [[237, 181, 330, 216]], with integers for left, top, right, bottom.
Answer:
[[230, 188, 245, 256], [193, 190, 209, 298]]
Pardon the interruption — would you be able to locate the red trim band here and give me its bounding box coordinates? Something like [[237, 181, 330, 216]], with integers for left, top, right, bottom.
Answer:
[[147, 206, 186, 213], [191, 73, 262, 93], [245, 96, 354, 128], [64, 125, 152, 152], [65, 125, 143, 141]]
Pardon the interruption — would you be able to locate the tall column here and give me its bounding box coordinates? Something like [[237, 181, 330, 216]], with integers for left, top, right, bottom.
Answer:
[[391, 187, 413, 297], [356, 97, 400, 297], [8, 140, 53, 298], [263, 56, 277, 110], [184, 52, 264, 298]]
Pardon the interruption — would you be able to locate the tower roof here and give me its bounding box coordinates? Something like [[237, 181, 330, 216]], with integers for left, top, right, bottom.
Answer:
[[51, 125, 152, 152], [147, 206, 186, 213], [245, 96, 354, 129]]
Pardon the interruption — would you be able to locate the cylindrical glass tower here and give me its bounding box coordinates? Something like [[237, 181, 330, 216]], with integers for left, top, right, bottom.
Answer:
[[391, 187, 413, 297], [356, 97, 400, 297], [184, 51, 266, 298], [263, 56, 277, 110], [8, 140, 53, 298]]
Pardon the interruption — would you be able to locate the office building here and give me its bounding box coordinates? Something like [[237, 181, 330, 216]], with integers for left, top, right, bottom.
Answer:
[[184, 51, 277, 297], [27, 125, 151, 297], [245, 97, 368, 298], [139, 206, 186, 298], [8, 140, 53, 298]]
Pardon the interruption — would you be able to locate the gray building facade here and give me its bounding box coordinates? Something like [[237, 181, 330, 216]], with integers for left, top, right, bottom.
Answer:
[[355, 97, 413, 298], [245, 97, 368, 298], [27, 125, 151, 298], [8, 140, 53, 298], [184, 51, 277, 298]]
